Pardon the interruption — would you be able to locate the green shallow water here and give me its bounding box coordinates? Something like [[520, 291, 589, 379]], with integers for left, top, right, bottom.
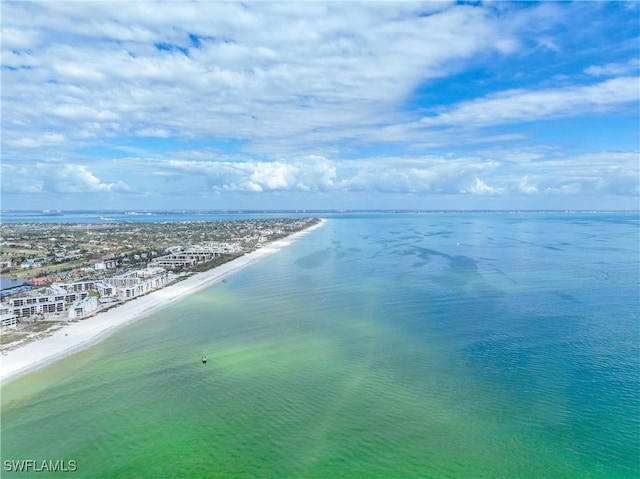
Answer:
[[2, 213, 639, 478]]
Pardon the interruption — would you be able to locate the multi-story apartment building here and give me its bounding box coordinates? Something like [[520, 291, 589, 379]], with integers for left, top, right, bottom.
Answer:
[[119, 273, 172, 299], [0, 305, 17, 328], [7, 285, 87, 318], [149, 244, 241, 269], [69, 296, 98, 319], [56, 279, 114, 297]]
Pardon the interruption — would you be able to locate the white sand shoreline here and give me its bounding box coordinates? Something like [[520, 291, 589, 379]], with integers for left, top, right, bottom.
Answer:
[[0, 219, 326, 385]]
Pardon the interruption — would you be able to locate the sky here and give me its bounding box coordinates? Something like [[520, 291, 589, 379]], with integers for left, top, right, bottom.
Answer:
[[1, 1, 639, 211]]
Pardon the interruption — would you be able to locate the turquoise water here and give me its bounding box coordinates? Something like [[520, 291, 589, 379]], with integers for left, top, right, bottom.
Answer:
[[2, 213, 639, 478]]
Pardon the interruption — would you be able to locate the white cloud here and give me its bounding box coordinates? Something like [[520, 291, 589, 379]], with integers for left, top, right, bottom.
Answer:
[[38, 164, 132, 194], [467, 177, 504, 195], [1, 1, 637, 209], [139, 155, 506, 196], [498, 152, 640, 197], [0, 1, 522, 153], [419, 76, 640, 129], [343, 157, 504, 195], [1, 27, 40, 50], [6, 133, 66, 149], [163, 156, 336, 193], [2, 149, 637, 205], [1, 164, 44, 193], [518, 176, 539, 194], [585, 58, 640, 77]]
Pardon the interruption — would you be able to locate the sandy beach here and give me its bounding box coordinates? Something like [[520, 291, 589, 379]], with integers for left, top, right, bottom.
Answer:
[[0, 219, 326, 384]]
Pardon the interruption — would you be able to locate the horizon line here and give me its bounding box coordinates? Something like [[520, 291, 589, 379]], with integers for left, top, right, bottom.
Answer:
[[2, 209, 639, 214]]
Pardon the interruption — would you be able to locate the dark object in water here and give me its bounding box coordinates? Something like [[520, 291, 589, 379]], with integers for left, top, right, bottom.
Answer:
[[201, 355, 207, 364]]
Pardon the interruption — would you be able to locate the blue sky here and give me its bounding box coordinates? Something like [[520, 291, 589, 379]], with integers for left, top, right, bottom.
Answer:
[[1, 1, 638, 211]]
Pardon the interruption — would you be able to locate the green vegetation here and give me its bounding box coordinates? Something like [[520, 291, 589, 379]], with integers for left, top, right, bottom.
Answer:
[[1, 218, 319, 283]]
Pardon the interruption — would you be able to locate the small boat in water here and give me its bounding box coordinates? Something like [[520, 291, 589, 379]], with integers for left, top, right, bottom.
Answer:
[[201, 355, 207, 364]]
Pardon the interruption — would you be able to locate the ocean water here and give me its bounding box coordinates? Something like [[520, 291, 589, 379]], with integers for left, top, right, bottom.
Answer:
[[2, 213, 638, 478]]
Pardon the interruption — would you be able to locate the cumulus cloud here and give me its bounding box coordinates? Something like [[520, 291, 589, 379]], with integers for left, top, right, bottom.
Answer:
[[156, 155, 511, 197], [1, 164, 45, 193], [509, 152, 640, 197], [32, 164, 131, 194], [343, 157, 502, 195], [161, 156, 336, 193], [2, 149, 637, 206], [518, 176, 539, 194], [1, 1, 637, 209], [467, 177, 504, 195], [338, 152, 637, 199]]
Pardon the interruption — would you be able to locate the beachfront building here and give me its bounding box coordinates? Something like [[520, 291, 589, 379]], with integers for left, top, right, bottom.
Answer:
[[0, 305, 17, 328], [56, 279, 98, 293], [149, 252, 199, 269], [70, 269, 172, 299], [92, 280, 115, 297], [69, 296, 98, 319], [149, 243, 241, 270], [6, 286, 69, 318], [137, 267, 165, 278], [50, 284, 88, 305], [3, 283, 96, 319], [105, 270, 140, 289], [55, 279, 115, 298], [103, 269, 174, 299], [206, 242, 243, 254], [2, 268, 175, 319], [118, 273, 173, 299]]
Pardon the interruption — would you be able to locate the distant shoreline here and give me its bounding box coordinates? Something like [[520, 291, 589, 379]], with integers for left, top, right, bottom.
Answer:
[[0, 219, 326, 385]]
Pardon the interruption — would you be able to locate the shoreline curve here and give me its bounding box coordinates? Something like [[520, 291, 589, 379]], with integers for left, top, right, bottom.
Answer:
[[0, 219, 326, 385]]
